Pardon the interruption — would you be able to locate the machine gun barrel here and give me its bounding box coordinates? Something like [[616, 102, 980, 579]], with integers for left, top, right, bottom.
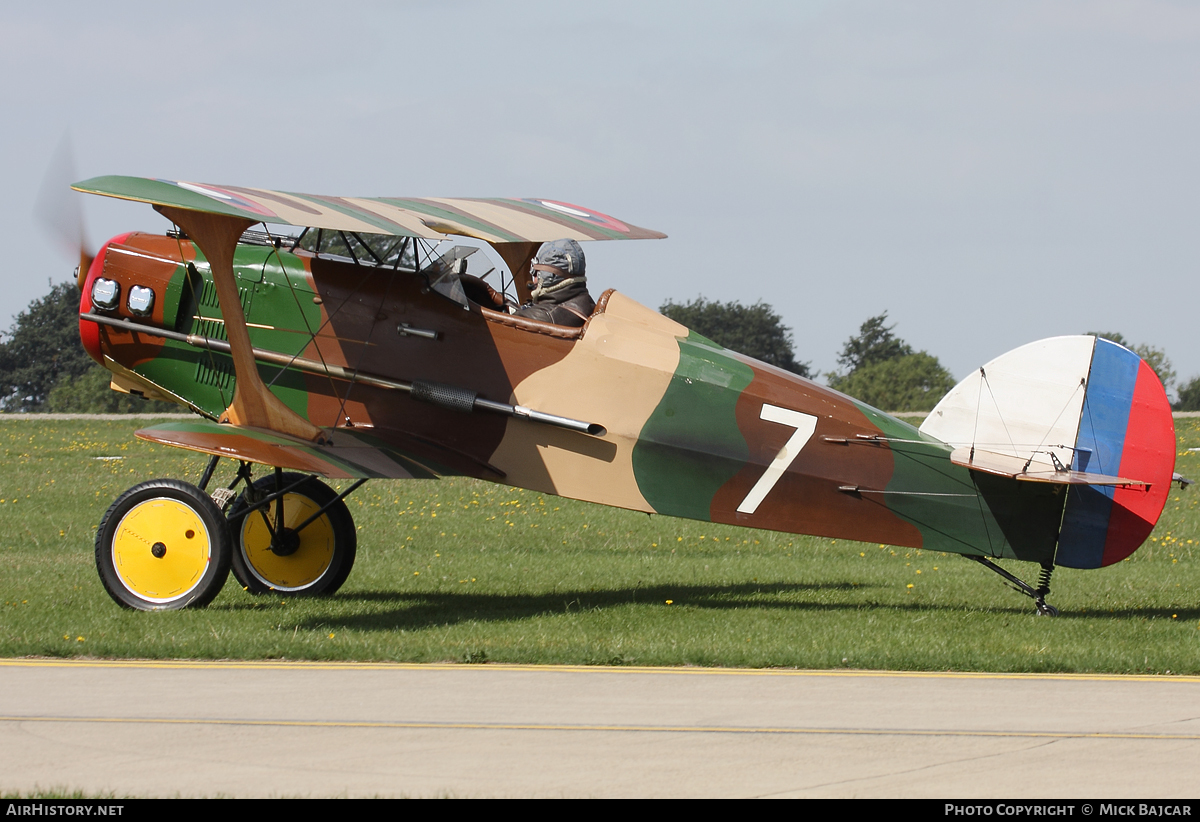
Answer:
[[81, 312, 606, 437]]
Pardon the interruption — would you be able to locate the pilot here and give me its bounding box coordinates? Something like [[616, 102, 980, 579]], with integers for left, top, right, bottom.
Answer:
[[514, 239, 594, 327]]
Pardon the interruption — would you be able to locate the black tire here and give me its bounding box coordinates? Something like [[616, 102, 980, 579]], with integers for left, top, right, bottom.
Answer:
[[95, 479, 232, 611], [227, 473, 356, 596]]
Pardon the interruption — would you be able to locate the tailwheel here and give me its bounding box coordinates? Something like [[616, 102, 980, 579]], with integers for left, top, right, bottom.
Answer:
[[227, 472, 356, 596], [96, 480, 232, 610]]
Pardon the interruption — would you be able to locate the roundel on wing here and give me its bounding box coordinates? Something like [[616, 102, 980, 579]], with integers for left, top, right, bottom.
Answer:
[[524, 199, 630, 234], [162, 181, 280, 220]]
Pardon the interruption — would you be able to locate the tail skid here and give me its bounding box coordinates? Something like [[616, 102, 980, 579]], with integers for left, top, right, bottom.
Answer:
[[965, 555, 1059, 617]]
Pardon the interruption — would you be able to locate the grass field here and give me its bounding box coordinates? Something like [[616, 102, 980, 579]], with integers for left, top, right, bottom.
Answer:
[[1, 416, 1197, 673]]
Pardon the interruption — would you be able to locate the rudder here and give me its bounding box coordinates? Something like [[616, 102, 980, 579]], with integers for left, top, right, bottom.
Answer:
[[1056, 339, 1175, 568]]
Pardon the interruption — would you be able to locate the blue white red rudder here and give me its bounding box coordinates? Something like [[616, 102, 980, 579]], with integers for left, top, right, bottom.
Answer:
[[920, 335, 1175, 569]]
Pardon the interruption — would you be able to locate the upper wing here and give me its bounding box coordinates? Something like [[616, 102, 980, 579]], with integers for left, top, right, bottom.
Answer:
[[71, 176, 666, 243]]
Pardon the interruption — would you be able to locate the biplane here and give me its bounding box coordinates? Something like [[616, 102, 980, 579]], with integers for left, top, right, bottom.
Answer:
[[67, 176, 1178, 616]]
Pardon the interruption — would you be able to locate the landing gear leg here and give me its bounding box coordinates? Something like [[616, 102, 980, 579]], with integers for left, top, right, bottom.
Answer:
[[195, 457, 254, 512], [965, 555, 1059, 616], [198, 454, 221, 493]]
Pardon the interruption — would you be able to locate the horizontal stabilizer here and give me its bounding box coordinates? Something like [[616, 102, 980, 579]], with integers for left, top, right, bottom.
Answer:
[[950, 447, 1147, 487]]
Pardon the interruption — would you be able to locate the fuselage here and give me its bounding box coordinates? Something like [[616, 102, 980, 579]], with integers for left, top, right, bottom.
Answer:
[[80, 231, 1067, 565]]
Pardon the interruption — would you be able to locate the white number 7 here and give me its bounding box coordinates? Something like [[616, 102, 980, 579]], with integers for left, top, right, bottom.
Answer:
[[736, 404, 819, 515]]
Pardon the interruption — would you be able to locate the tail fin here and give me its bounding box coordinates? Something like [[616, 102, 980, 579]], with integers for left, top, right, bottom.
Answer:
[[920, 336, 1175, 569]]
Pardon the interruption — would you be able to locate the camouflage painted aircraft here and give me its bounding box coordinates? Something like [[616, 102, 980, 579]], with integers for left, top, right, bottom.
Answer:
[[70, 176, 1179, 615]]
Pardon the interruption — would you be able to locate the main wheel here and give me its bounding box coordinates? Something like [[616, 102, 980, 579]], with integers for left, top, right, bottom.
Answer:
[[96, 480, 232, 611], [227, 473, 356, 596]]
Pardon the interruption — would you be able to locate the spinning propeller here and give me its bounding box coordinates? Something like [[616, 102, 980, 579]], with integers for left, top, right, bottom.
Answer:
[[35, 133, 94, 286]]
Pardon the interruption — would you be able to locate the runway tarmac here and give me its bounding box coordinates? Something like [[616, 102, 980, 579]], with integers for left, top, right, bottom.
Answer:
[[1, 659, 1198, 798]]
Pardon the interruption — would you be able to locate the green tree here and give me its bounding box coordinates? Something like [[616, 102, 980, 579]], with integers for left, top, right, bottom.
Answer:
[[835, 312, 913, 372], [0, 281, 175, 413], [827, 312, 955, 411], [0, 281, 95, 411], [1087, 332, 1176, 396], [1175, 375, 1200, 412], [828, 352, 957, 412], [659, 297, 811, 378], [45, 366, 176, 413]]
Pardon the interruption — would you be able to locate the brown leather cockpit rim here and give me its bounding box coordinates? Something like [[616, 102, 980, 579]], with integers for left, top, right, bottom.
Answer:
[[479, 288, 615, 340]]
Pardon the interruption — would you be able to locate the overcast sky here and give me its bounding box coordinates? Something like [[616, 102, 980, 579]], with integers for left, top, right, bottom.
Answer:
[[3, 1, 1197, 390]]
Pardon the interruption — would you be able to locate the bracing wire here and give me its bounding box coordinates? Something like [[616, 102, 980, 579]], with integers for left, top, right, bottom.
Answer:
[[969, 367, 995, 552], [329, 267, 392, 429], [260, 224, 344, 414], [170, 226, 231, 413], [979, 368, 1020, 457], [970, 366, 984, 461], [261, 224, 404, 429], [1027, 377, 1087, 468]]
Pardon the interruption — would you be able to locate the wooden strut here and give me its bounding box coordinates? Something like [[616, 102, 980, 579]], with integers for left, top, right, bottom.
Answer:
[[156, 206, 326, 443], [493, 242, 539, 305]]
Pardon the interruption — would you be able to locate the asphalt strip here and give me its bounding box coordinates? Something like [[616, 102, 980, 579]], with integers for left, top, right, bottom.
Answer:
[[3, 657, 1199, 683]]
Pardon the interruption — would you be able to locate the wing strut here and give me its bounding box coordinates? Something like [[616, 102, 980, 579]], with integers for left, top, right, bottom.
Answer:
[[156, 205, 325, 443], [493, 242, 538, 304]]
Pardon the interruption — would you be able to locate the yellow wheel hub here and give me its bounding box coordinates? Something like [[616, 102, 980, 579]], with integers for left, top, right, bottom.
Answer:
[[239, 493, 335, 590], [112, 498, 211, 603]]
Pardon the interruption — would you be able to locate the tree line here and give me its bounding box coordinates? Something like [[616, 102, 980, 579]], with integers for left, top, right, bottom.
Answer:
[[0, 282, 176, 413], [659, 298, 1195, 412], [1, 282, 1195, 413]]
